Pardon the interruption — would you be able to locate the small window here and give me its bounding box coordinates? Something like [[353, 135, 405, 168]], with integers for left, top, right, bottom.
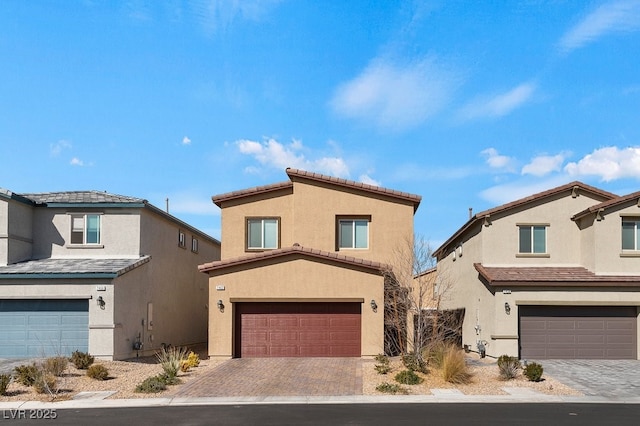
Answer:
[[518, 225, 546, 254], [622, 218, 640, 250], [191, 237, 198, 253], [70, 214, 101, 245], [247, 218, 279, 250], [338, 218, 369, 249], [178, 230, 186, 248]]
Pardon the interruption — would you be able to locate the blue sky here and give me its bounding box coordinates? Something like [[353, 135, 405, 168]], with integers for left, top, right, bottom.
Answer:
[[1, 1, 640, 246]]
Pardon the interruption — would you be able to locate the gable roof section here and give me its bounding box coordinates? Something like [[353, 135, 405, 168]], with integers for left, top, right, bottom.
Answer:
[[212, 181, 293, 207], [474, 263, 640, 287], [572, 190, 640, 221], [286, 168, 422, 211], [0, 256, 151, 279], [199, 244, 385, 274], [22, 191, 145, 205], [433, 181, 618, 258]]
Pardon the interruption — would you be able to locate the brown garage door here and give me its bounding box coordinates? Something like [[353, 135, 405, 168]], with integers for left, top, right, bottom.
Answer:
[[519, 306, 637, 359], [235, 302, 361, 357]]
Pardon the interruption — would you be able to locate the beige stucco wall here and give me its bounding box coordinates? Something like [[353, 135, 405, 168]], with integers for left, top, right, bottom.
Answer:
[[0, 198, 34, 265], [590, 203, 640, 274], [207, 256, 385, 358]]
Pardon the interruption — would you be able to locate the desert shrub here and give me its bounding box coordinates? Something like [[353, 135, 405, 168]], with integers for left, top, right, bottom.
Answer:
[[44, 356, 68, 377], [87, 364, 109, 381], [497, 355, 521, 380], [374, 353, 391, 374], [0, 374, 10, 395], [401, 352, 428, 373], [180, 351, 201, 372], [33, 372, 57, 394], [70, 350, 95, 369], [442, 347, 472, 384], [135, 375, 167, 393], [156, 346, 188, 379], [14, 363, 38, 386], [422, 341, 448, 369], [376, 382, 408, 395], [523, 362, 544, 382], [394, 369, 423, 385], [158, 372, 181, 385]]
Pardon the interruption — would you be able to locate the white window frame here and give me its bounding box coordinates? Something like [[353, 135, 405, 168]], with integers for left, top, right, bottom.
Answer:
[[338, 218, 369, 250], [518, 224, 547, 254], [69, 213, 102, 245], [191, 237, 199, 253], [622, 218, 640, 251], [178, 230, 186, 248], [246, 217, 279, 250]]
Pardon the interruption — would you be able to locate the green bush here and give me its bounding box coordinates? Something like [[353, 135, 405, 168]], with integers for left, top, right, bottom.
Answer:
[[158, 372, 181, 385], [497, 355, 521, 380], [423, 342, 447, 369], [135, 376, 167, 393], [394, 369, 424, 385], [401, 352, 428, 373], [14, 363, 38, 386], [87, 364, 109, 381], [70, 350, 95, 369], [523, 362, 544, 382], [374, 353, 391, 374], [442, 347, 472, 384], [0, 374, 11, 395], [44, 356, 68, 377], [375, 382, 408, 395], [156, 346, 189, 379]]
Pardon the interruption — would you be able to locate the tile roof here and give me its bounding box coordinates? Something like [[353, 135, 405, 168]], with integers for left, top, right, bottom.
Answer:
[[0, 256, 151, 277], [21, 191, 145, 204], [433, 181, 618, 258], [199, 244, 386, 273], [474, 263, 640, 287], [212, 181, 293, 207], [286, 168, 422, 208], [572, 190, 640, 220]]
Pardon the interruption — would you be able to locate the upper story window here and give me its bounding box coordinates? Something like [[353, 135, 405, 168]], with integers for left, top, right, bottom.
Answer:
[[71, 214, 101, 245], [178, 230, 186, 248], [518, 224, 546, 254], [622, 218, 640, 251], [337, 217, 370, 249], [247, 217, 279, 250], [191, 237, 199, 253]]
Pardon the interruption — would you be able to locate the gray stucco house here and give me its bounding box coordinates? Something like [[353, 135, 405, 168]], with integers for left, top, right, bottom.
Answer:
[[0, 189, 220, 360]]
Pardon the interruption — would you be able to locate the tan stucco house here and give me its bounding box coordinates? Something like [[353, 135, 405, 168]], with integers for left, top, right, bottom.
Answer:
[[199, 168, 421, 358], [0, 189, 220, 360], [434, 182, 640, 360]]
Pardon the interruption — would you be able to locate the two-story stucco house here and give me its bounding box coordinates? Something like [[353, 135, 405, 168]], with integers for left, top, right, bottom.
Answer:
[[0, 189, 220, 360], [434, 182, 640, 360], [199, 168, 421, 358]]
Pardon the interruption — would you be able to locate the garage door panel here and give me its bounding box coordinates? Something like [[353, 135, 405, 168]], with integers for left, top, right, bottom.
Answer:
[[520, 306, 637, 360], [237, 302, 361, 358]]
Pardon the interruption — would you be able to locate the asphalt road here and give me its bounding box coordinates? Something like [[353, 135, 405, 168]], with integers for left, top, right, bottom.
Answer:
[[3, 403, 640, 425]]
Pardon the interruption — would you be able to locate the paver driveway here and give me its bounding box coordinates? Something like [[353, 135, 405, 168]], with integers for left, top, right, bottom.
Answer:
[[173, 358, 362, 398], [540, 360, 640, 398]]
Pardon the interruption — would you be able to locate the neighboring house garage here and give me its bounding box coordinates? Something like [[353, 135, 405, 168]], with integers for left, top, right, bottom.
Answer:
[[235, 302, 361, 357], [519, 306, 637, 360], [0, 299, 88, 358]]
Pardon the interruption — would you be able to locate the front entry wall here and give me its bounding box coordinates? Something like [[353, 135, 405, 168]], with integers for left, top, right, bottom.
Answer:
[[208, 258, 384, 358]]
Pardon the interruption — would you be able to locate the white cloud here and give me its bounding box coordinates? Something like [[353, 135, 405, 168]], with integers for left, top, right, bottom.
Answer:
[[50, 140, 72, 157], [331, 56, 460, 131], [564, 146, 640, 181], [459, 82, 536, 120], [479, 176, 571, 206], [70, 157, 84, 166], [481, 148, 516, 172], [182, 136, 192, 145], [558, 0, 640, 53], [522, 152, 570, 177], [359, 174, 381, 187], [236, 138, 350, 177]]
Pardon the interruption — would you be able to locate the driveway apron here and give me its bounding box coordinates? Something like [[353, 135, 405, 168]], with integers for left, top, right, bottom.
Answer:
[[540, 360, 640, 398], [173, 358, 362, 398]]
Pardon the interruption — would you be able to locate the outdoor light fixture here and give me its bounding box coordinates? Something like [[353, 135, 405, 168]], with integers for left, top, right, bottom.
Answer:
[[370, 299, 377, 311], [217, 299, 224, 311], [96, 296, 105, 309], [504, 302, 511, 314]]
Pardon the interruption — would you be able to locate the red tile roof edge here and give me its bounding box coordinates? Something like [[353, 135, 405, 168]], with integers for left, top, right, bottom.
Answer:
[[572, 190, 640, 220], [199, 244, 388, 273], [212, 181, 293, 206], [433, 181, 618, 258]]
